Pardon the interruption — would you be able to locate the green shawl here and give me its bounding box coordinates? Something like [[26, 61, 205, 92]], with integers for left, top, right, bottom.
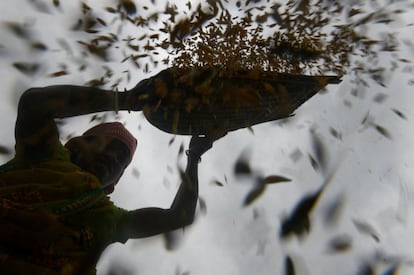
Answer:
[[0, 143, 129, 274]]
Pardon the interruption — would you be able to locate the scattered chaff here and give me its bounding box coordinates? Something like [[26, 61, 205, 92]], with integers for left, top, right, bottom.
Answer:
[[323, 194, 346, 227], [329, 127, 342, 140], [119, 0, 137, 15], [326, 234, 353, 253], [262, 175, 291, 185], [243, 181, 266, 207], [163, 230, 181, 251], [49, 70, 68, 77], [391, 109, 407, 120], [356, 262, 375, 275], [284, 255, 296, 275], [352, 218, 380, 242], [279, 184, 325, 239], [210, 179, 224, 187], [0, 145, 11, 155], [310, 129, 328, 174], [4, 21, 32, 39], [374, 124, 392, 139], [243, 175, 291, 207], [12, 62, 40, 76], [198, 196, 207, 215], [280, 157, 342, 239], [234, 150, 253, 177]]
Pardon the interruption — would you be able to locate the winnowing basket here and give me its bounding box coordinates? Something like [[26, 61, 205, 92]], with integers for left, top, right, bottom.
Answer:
[[134, 67, 342, 136]]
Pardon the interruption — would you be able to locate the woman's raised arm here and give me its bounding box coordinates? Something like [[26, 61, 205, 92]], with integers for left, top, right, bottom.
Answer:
[[117, 136, 213, 239], [15, 86, 136, 142]]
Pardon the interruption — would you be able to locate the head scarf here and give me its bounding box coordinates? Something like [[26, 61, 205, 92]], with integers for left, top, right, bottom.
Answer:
[[65, 122, 137, 194], [81, 122, 137, 164]]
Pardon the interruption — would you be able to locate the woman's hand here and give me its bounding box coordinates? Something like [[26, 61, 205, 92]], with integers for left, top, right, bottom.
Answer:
[[188, 136, 214, 159]]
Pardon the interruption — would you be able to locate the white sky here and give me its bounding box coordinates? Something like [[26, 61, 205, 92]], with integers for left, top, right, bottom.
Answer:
[[1, 1, 414, 275]]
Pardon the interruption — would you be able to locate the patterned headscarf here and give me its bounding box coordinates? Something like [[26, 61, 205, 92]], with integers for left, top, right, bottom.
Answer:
[[65, 122, 137, 194], [81, 122, 137, 164]]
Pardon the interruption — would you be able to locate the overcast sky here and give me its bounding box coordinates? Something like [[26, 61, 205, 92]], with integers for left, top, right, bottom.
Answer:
[[1, 1, 414, 275]]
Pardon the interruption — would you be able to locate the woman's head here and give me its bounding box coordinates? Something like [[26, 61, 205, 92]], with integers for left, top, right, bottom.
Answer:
[[65, 122, 137, 194]]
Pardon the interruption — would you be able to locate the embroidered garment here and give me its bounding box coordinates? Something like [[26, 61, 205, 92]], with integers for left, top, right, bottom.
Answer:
[[0, 143, 130, 274]]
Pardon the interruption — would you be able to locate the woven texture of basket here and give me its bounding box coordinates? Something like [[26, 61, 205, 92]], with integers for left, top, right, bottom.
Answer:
[[133, 66, 342, 136]]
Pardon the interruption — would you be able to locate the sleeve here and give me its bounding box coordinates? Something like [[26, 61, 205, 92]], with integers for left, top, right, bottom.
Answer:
[[73, 199, 132, 246], [110, 206, 132, 244]]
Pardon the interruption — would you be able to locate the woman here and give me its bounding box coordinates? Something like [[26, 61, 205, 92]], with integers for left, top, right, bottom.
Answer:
[[0, 84, 214, 274]]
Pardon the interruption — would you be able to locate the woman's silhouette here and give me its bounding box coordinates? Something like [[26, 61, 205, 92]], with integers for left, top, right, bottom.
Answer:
[[0, 84, 213, 274]]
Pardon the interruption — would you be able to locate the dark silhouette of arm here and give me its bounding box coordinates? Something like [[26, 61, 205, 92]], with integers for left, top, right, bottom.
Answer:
[[15, 86, 137, 144], [118, 136, 213, 239]]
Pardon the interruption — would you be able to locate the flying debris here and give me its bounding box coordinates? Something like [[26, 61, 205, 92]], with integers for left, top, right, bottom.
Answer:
[[168, 136, 176, 146], [329, 127, 342, 140], [30, 41, 48, 51], [198, 196, 207, 215], [85, 77, 108, 87], [262, 175, 291, 184], [175, 266, 191, 275], [323, 194, 345, 227], [381, 264, 400, 275], [77, 41, 110, 61], [356, 262, 375, 275], [284, 255, 296, 275], [0, 145, 11, 155], [49, 70, 68, 77], [210, 180, 224, 187], [374, 124, 392, 139], [290, 148, 303, 162], [326, 234, 353, 253], [243, 181, 266, 207], [163, 231, 182, 251], [310, 129, 328, 174], [391, 109, 407, 120], [373, 92, 388, 103], [4, 21, 32, 39], [120, 0, 137, 15], [280, 160, 341, 239], [279, 184, 325, 239], [131, 168, 140, 179], [233, 147, 291, 207], [12, 62, 40, 76], [352, 218, 380, 242], [234, 150, 253, 177], [243, 175, 291, 207], [308, 153, 319, 172], [178, 142, 185, 157]]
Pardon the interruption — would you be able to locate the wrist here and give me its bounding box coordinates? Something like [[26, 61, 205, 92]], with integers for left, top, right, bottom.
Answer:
[[116, 92, 129, 111], [186, 150, 201, 163], [122, 89, 146, 112]]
